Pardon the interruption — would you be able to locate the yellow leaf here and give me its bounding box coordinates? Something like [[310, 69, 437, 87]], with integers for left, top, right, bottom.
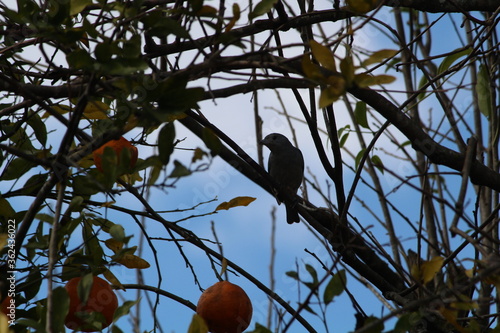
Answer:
[[197, 5, 217, 16], [216, 196, 256, 211], [187, 314, 209, 333], [83, 101, 109, 119], [310, 40, 336, 72], [102, 200, 116, 208], [354, 73, 396, 87], [346, 0, 380, 13], [78, 153, 95, 168], [103, 269, 125, 290], [340, 55, 355, 85], [225, 3, 240, 32], [301, 54, 324, 81], [362, 49, 399, 67], [326, 75, 346, 94], [318, 76, 346, 108], [115, 253, 151, 269], [105, 238, 123, 254], [43, 104, 71, 118], [0, 234, 7, 249], [192, 147, 208, 163], [439, 306, 466, 333], [420, 256, 444, 284], [220, 258, 228, 277], [0, 312, 9, 333]]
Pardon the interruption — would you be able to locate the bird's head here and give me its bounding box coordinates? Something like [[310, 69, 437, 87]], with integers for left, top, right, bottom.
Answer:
[[260, 133, 293, 151]]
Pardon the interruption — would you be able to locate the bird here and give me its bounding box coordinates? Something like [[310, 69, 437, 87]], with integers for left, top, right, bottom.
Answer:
[[261, 133, 304, 223]]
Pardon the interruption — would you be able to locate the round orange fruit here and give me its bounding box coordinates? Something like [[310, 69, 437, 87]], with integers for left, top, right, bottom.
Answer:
[[1, 296, 12, 315], [93, 136, 138, 173], [64, 276, 118, 332], [196, 281, 253, 333]]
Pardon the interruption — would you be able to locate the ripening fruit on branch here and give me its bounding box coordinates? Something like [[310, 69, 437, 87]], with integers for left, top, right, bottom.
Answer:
[[1, 296, 12, 315], [93, 136, 138, 173], [64, 276, 118, 332], [196, 281, 253, 333]]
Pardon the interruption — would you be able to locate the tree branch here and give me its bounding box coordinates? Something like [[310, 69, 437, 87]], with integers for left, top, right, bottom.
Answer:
[[384, 0, 500, 13], [348, 85, 500, 192]]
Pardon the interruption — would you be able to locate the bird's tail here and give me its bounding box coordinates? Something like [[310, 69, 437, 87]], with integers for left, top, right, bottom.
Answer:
[[285, 202, 300, 224]]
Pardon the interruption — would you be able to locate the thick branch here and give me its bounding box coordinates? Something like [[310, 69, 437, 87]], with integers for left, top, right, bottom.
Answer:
[[145, 10, 353, 57], [348, 86, 500, 192], [384, 0, 500, 13]]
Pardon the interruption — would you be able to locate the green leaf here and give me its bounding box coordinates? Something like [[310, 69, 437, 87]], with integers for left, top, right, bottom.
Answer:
[[110, 224, 126, 242], [216, 196, 256, 211], [323, 269, 346, 305], [66, 49, 94, 70], [122, 35, 142, 59], [22, 173, 49, 195], [392, 313, 415, 333], [0, 196, 16, 220], [144, 156, 163, 185], [339, 133, 349, 148], [78, 273, 95, 304], [156, 83, 204, 116], [437, 47, 472, 75], [417, 75, 429, 101], [158, 122, 176, 165], [305, 264, 318, 285], [354, 101, 369, 129], [144, 16, 190, 38], [83, 219, 105, 264], [476, 64, 492, 118], [310, 40, 336, 71], [98, 58, 149, 75], [362, 49, 399, 67], [51, 287, 70, 332], [285, 271, 299, 280], [73, 174, 106, 196], [95, 41, 120, 63], [17, 266, 42, 300], [169, 160, 191, 178], [48, 0, 70, 24], [355, 148, 366, 170], [248, 0, 278, 19], [27, 111, 47, 146], [358, 315, 384, 333], [202, 127, 222, 156], [70, 0, 91, 15], [113, 300, 140, 322], [1, 157, 37, 180], [371, 155, 384, 174], [246, 323, 273, 333], [302, 303, 317, 315]]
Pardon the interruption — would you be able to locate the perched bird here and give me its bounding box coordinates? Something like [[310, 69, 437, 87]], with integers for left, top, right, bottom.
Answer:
[[261, 133, 304, 223]]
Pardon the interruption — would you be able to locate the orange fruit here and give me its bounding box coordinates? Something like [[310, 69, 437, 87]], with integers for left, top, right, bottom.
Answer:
[[64, 276, 118, 332], [196, 281, 253, 333], [1, 296, 12, 315], [93, 136, 138, 173]]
